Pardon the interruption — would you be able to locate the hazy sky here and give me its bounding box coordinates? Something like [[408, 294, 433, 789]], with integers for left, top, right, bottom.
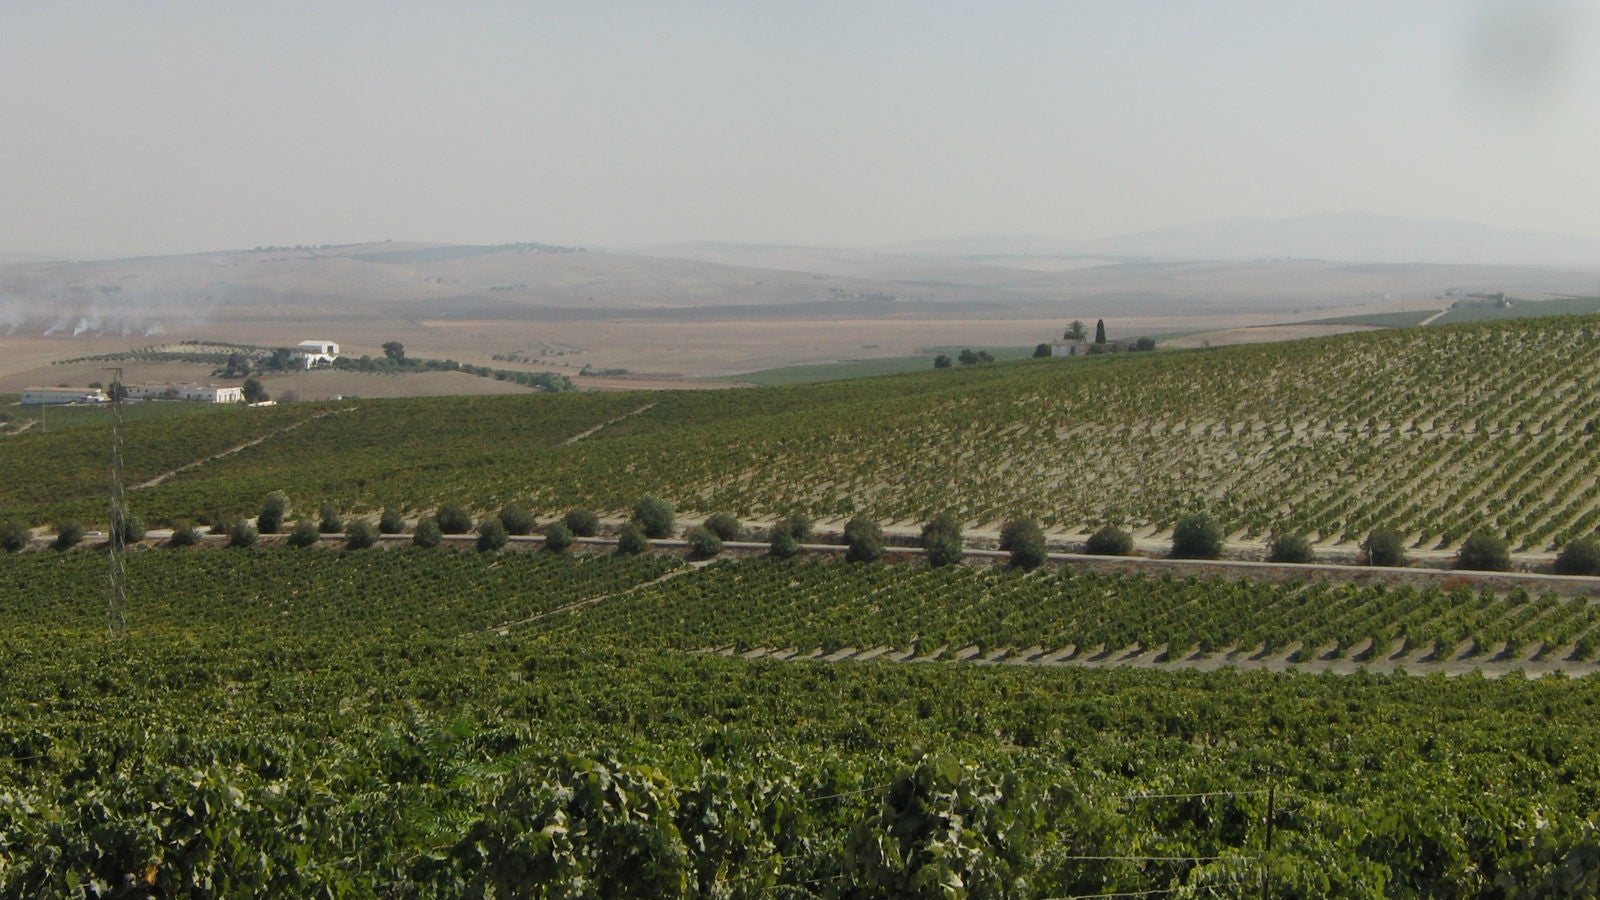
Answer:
[[3, 0, 1598, 258]]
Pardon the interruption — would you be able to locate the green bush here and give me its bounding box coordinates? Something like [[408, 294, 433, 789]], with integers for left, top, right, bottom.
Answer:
[[1170, 513, 1223, 559], [543, 521, 575, 552], [781, 512, 814, 542], [703, 513, 742, 541], [228, 519, 258, 548], [378, 507, 407, 534], [413, 516, 443, 549], [257, 491, 289, 534], [564, 508, 600, 537], [499, 502, 536, 536], [0, 518, 29, 553], [633, 496, 675, 539], [52, 521, 85, 552], [1457, 531, 1511, 571], [1085, 524, 1134, 557], [1267, 532, 1316, 564], [476, 516, 509, 552], [921, 513, 964, 566], [287, 520, 322, 549], [436, 504, 474, 535], [685, 525, 723, 558], [1554, 537, 1600, 576], [169, 522, 202, 548], [118, 514, 146, 545], [318, 504, 344, 535], [617, 522, 649, 556], [1000, 518, 1047, 569], [769, 522, 802, 559], [1362, 528, 1408, 567], [345, 519, 379, 550], [844, 517, 884, 563]]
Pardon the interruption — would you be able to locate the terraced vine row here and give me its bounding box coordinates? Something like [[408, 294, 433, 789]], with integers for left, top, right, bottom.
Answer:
[[6, 549, 1600, 896], [534, 557, 1600, 671]]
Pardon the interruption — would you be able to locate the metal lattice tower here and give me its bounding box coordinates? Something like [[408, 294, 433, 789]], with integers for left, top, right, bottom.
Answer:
[[105, 367, 127, 636]]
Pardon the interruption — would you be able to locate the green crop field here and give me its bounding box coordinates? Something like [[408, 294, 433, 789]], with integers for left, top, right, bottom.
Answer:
[[4, 548, 1600, 897], [9, 315, 1600, 896], [9, 314, 1600, 552]]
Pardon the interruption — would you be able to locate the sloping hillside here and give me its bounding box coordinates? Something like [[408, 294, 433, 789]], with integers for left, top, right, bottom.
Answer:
[[7, 314, 1600, 550]]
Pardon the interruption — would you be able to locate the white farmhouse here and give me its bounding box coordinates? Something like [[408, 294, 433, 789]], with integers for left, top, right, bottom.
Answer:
[[21, 387, 110, 406], [1051, 339, 1090, 357], [123, 383, 243, 403], [295, 340, 340, 369]]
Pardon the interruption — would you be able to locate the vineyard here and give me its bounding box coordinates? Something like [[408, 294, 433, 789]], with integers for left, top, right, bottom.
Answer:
[[7, 315, 1600, 550], [3, 549, 1600, 896], [533, 557, 1600, 675]]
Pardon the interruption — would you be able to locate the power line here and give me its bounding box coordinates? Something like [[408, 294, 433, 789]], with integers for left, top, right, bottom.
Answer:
[[104, 367, 127, 636]]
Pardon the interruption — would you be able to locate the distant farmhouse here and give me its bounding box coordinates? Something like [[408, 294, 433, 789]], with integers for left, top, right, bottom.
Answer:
[[1051, 339, 1090, 357], [125, 383, 244, 404], [21, 387, 110, 406], [295, 340, 341, 369]]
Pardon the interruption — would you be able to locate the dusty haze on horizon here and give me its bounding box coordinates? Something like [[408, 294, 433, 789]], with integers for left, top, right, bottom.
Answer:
[[2, 0, 1598, 260]]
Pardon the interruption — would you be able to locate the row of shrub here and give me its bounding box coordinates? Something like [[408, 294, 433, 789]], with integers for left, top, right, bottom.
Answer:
[[8, 498, 1600, 576]]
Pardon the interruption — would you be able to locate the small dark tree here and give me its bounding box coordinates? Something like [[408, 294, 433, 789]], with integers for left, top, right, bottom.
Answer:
[[617, 522, 649, 556], [1033, 343, 1052, 358], [633, 496, 675, 539], [1065, 320, 1088, 341], [704, 513, 742, 541], [0, 518, 29, 553], [1457, 531, 1511, 571], [382, 341, 406, 363], [958, 349, 980, 366], [169, 522, 202, 548], [1267, 532, 1316, 564], [499, 502, 536, 536], [228, 519, 258, 548], [1133, 336, 1158, 352], [287, 520, 321, 549], [119, 514, 146, 545], [1554, 537, 1600, 576], [1085, 524, 1134, 556], [1170, 513, 1223, 559], [242, 378, 268, 404], [52, 521, 85, 552], [781, 512, 814, 542], [345, 519, 379, 550], [564, 509, 600, 537], [1094, 319, 1107, 344], [1362, 529, 1408, 567], [769, 522, 802, 559], [844, 517, 884, 563], [378, 507, 406, 534], [436, 503, 474, 535], [413, 516, 443, 549], [1000, 517, 1047, 569], [476, 516, 509, 552], [685, 525, 723, 559], [257, 491, 289, 534], [933, 354, 952, 369], [318, 504, 344, 535], [543, 521, 575, 552], [921, 513, 963, 566]]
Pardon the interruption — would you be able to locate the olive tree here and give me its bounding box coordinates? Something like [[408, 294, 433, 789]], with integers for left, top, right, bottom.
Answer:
[[287, 520, 322, 549], [0, 518, 29, 553], [1456, 531, 1511, 571], [1555, 537, 1600, 576], [1266, 532, 1315, 564], [844, 517, 884, 563], [499, 502, 536, 536], [685, 525, 723, 559], [633, 496, 675, 539], [564, 509, 600, 537], [257, 491, 290, 534], [476, 516, 509, 552], [617, 522, 649, 556], [1084, 524, 1134, 557], [412, 516, 443, 549], [1170, 513, 1223, 560], [999, 517, 1047, 569], [1361, 529, 1408, 567], [345, 519, 379, 550], [378, 508, 407, 534], [52, 521, 85, 552], [543, 521, 575, 552], [703, 513, 742, 541], [435, 504, 474, 535]]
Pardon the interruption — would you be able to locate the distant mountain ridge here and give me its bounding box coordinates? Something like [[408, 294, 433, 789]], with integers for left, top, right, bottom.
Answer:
[[880, 213, 1600, 267]]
